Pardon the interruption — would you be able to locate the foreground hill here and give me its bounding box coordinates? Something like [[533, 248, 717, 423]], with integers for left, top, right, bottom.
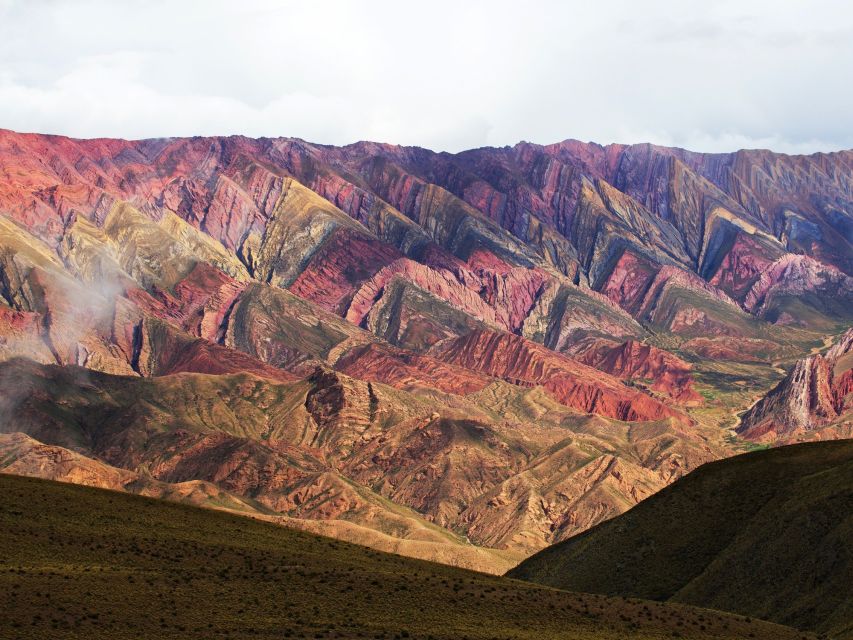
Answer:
[[0, 473, 811, 640], [509, 440, 853, 639]]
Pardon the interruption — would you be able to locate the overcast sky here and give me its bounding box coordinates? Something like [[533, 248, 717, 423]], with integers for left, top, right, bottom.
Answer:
[[1, 0, 852, 153]]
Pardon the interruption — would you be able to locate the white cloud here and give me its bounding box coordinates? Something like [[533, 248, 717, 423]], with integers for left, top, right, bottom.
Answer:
[[0, 0, 851, 153]]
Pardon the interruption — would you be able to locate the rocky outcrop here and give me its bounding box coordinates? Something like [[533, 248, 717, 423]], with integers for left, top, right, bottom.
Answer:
[[431, 330, 687, 423], [737, 329, 853, 441], [745, 358, 842, 432], [579, 339, 702, 405]]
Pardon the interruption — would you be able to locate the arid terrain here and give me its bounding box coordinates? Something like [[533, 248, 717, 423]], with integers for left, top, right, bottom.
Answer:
[[0, 128, 851, 572]]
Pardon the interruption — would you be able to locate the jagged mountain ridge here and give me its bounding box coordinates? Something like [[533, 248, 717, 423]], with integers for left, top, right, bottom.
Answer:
[[2, 129, 851, 330], [0, 127, 851, 571], [737, 328, 853, 441]]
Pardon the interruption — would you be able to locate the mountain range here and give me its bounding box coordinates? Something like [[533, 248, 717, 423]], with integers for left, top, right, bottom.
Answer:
[[0, 127, 851, 572]]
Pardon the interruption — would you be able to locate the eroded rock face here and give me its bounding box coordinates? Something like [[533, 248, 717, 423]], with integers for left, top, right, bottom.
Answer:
[[738, 329, 853, 441], [599, 250, 661, 315], [578, 339, 701, 405], [289, 227, 402, 314], [742, 254, 853, 321], [431, 330, 686, 423], [2, 128, 850, 345], [706, 232, 780, 301], [336, 342, 490, 396]]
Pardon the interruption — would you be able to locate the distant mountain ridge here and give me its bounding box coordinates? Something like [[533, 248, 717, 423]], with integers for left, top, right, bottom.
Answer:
[[0, 127, 851, 570]]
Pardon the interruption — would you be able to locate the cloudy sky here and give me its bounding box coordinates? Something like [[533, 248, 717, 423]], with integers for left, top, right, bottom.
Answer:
[[1, 0, 851, 153]]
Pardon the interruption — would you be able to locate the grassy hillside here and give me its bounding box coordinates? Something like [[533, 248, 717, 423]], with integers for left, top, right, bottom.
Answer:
[[509, 440, 853, 639], [0, 474, 809, 640]]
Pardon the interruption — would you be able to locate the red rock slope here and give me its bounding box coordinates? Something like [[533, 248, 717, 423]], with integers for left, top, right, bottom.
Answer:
[[738, 329, 853, 442]]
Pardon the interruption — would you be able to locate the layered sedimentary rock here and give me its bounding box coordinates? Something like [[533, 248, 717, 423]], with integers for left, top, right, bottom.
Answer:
[[2, 128, 850, 345], [431, 330, 686, 423], [0, 356, 718, 565], [1, 127, 851, 571], [738, 329, 853, 441], [742, 254, 853, 325], [578, 339, 701, 405]]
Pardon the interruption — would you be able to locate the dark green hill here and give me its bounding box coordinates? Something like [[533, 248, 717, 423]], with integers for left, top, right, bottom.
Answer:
[[0, 474, 807, 640], [509, 440, 853, 639]]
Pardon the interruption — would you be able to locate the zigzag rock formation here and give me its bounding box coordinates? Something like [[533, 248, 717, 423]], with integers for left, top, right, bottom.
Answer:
[[0, 128, 850, 571], [738, 328, 853, 442]]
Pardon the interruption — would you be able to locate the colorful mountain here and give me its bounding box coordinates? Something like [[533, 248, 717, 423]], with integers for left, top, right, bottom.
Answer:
[[737, 328, 853, 442], [0, 127, 850, 570]]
